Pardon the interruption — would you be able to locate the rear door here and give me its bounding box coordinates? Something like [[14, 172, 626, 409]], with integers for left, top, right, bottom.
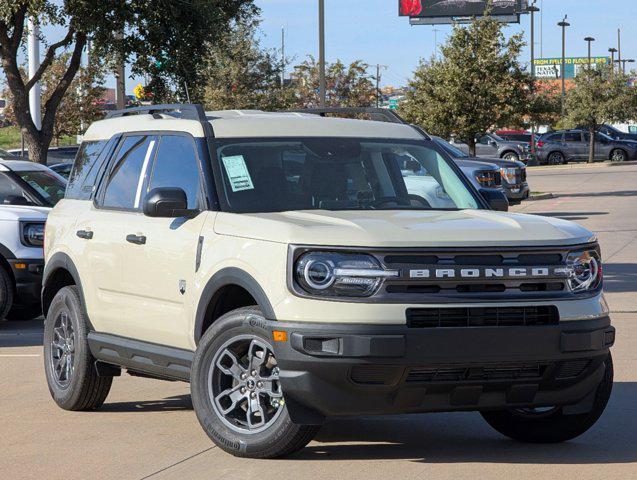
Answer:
[[563, 131, 586, 161], [120, 133, 210, 349]]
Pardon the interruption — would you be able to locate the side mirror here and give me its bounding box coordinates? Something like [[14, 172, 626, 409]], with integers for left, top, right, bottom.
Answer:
[[480, 189, 509, 212], [489, 140, 498, 147], [143, 187, 192, 218]]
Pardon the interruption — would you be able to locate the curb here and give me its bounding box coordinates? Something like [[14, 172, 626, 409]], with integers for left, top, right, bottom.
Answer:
[[528, 160, 637, 171], [526, 193, 554, 201]]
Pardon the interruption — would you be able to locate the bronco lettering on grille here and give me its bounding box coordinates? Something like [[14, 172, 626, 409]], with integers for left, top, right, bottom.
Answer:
[[408, 267, 559, 280]]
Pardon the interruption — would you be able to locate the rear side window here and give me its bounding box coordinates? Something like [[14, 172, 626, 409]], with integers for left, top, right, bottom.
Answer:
[[66, 141, 108, 200], [543, 133, 562, 142], [101, 135, 157, 210], [564, 132, 582, 142]]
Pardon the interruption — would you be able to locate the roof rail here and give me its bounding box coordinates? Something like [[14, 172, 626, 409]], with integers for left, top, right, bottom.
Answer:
[[105, 103, 207, 122], [289, 107, 431, 140], [289, 107, 408, 125]]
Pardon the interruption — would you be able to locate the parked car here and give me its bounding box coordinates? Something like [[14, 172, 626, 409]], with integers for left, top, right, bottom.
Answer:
[[537, 130, 637, 165], [433, 136, 529, 204], [0, 158, 67, 321], [8, 145, 80, 166], [596, 124, 637, 142], [50, 162, 73, 178], [42, 104, 614, 459], [449, 133, 532, 163], [496, 130, 533, 144]]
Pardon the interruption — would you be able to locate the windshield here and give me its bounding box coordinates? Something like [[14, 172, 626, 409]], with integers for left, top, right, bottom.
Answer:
[[215, 138, 480, 213], [432, 136, 469, 158], [16, 170, 67, 206]]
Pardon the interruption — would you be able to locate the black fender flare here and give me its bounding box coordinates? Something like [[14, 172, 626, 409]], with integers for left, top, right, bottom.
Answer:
[[41, 252, 87, 318], [194, 267, 276, 345]]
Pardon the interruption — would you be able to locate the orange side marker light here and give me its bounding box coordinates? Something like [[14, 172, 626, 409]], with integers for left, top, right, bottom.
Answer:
[[272, 330, 288, 342]]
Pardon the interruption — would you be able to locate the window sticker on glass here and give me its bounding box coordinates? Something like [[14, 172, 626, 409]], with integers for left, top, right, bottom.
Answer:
[[222, 155, 254, 192]]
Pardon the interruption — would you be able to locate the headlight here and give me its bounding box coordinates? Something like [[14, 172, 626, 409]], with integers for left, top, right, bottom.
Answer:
[[475, 170, 499, 188], [559, 248, 603, 293], [500, 167, 518, 183], [21, 222, 45, 247], [294, 252, 398, 297]]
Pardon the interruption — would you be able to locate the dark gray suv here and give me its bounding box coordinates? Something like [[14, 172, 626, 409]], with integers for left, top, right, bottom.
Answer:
[[537, 130, 637, 165], [450, 133, 532, 163]]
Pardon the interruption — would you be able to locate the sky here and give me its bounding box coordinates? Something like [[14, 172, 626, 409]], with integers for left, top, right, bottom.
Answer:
[[13, 0, 637, 92]]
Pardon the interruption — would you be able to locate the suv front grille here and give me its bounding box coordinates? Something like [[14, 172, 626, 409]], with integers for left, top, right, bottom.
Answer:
[[406, 362, 548, 383], [406, 306, 559, 328]]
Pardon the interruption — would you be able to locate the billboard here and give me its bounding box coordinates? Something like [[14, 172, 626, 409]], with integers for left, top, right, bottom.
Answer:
[[399, 0, 528, 23], [534, 57, 611, 80]]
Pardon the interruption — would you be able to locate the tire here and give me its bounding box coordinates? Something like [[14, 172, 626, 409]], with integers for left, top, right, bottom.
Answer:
[[502, 152, 520, 162], [6, 303, 42, 321], [0, 265, 14, 321], [481, 353, 613, 443], [548, 151, 565, 165], [43, 286, 112, 411], [191, 306, 319, 458], [611, 149, 627, 162]]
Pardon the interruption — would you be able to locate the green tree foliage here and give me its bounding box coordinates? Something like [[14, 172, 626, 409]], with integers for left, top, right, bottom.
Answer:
[[292, 57, 376, 108], [564, 65, 637, 163], [400, 15, 534, 155], [202, 20, 295, 111], [0, 0, 255, 163]]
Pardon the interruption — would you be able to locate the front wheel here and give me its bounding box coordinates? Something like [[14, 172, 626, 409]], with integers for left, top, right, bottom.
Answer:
[[191, 306, 319, 458], [481, 353, 613, 443], [611, 149, 627, 162], [502, 152, 520, 161]]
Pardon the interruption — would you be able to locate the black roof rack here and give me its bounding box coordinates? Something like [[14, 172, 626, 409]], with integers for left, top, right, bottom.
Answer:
[[105, 103, 207, 122], [290, 107, 431, 140], [289, 107, 408, 125]]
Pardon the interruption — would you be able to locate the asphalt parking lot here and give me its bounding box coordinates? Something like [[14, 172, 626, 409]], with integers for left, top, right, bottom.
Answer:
[[1, 163, 636, 480]]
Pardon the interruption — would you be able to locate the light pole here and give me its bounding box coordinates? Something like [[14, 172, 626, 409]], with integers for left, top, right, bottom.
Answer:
[[528, 3, 539, 77], [318, 0, 326, 108], [609, 47, 617, 73], [27, 17, 41, 131], [527, 2, 540, 166], [584, 37, 595, 68], [620, 59, 635, 74], [558, 16, 570, 116]]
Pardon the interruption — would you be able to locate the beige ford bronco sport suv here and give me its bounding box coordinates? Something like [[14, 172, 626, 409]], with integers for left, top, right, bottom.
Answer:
[[42, 105, 615, 458]]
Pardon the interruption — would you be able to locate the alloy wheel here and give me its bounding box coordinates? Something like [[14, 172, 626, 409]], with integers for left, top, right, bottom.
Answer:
[[208, 335, 284, 434], [611, 149, 627, 162], [49, 312, 75, 388]]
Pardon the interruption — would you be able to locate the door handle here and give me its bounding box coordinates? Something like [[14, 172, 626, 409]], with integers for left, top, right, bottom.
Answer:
[[126, 234, 147, 245], [76, 230, 93, 240]]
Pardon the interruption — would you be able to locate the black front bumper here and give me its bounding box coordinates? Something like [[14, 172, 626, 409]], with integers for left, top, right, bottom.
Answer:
[[503, 182, 530, 201], [8, 259, 44, 306], [269, 317, 614, 424]]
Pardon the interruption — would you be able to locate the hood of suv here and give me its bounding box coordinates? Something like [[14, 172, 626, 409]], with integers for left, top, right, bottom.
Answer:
[[214, 209, 595, 248], [0, 204, 49, 221]]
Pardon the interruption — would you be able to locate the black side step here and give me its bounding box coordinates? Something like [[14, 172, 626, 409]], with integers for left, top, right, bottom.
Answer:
[[87, 332, 193, 382]]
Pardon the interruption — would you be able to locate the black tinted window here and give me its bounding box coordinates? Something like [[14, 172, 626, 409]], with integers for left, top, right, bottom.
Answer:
[[543, 133, 562, 142], [102, 136, 156, 209], [66, 141, 108, 200], [564, 132, 582, 142], [147, 135, 201, 209]]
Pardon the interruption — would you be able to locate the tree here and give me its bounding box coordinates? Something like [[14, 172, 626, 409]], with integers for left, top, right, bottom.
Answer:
[[292, 57, 376, 108], [400, 15, 534, 155], [0, 1, 256, 164], [202, 20, 295, 111], [564, 65, 637, 163]]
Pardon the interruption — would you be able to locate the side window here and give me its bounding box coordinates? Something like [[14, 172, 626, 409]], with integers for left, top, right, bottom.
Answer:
[[544, 133, 561, 142], [0, 173, 33, 205], [147, 135, 201, 209], [101, 135, 157, 210], [66, 141, 108, 200], [564, 132, 582, 142], [478, 136, 491, 145]]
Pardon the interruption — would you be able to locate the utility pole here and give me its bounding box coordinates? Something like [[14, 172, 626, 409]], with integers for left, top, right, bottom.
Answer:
[[281, 26, 285, 87], [27, 17, 41, 131], [617, 29, 622, 66], [376, 64, 380, 108], [318, 0, 326, 107], [609, 48, 617, 74], [432, 28, 439, 60], [584, 37, 595, 68], [558, 15, 570, 117]]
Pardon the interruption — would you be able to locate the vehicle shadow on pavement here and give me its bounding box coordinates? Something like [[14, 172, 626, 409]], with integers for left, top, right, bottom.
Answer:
[[0, 319, 43, 347], [536, 211, 609, 221], [293, 382, 637, 464], [100, 394, 193, 413], [557, 190, 637, 199], [603, 264, 637, 295]]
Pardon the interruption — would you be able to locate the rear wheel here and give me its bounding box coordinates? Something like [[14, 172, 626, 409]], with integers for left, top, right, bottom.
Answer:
[[0, 266, 13, 321], [43, 286, 112, 410], [548, 151, 565, 165], [481, 353, 613, 443], [191, 306, 319, 458]]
